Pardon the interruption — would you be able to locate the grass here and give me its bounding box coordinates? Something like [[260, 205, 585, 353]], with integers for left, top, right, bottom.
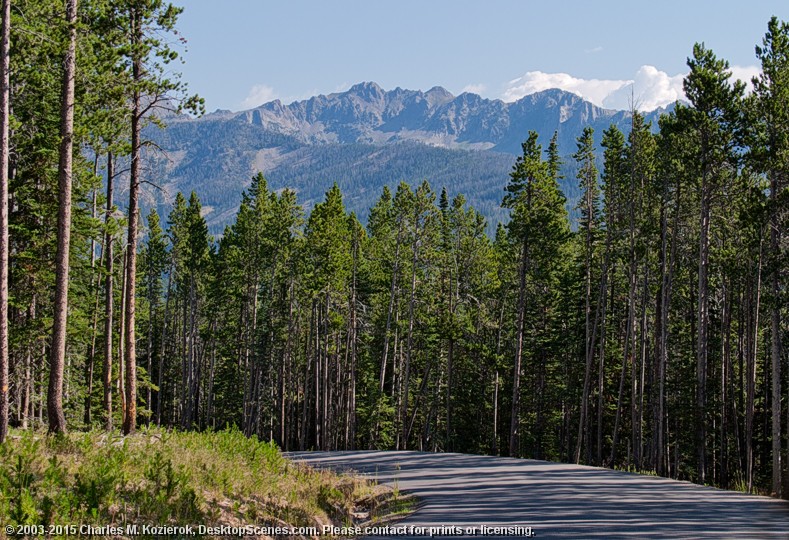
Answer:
[[613, 464, 658, 476], [0, 426, 410, 539]]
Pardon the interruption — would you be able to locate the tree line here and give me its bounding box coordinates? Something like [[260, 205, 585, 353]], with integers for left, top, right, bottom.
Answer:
[[0, 1, 786, 500]]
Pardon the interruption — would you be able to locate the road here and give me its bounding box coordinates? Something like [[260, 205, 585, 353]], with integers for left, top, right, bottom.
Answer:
[[287, 451, 789, 539]]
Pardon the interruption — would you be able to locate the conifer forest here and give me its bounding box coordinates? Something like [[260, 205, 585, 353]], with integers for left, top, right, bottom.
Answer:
[[0, 0, 788, 501]]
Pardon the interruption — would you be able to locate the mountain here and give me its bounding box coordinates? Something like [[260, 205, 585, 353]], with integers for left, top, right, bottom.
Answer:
[[208, 82, 668, 155], [143, 83, 672, 233]]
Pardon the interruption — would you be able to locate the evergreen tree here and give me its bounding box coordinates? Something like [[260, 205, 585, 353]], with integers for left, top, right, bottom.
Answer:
[[750, 16, 789, 496], [48, 0, 79, 434], [682, 42, 744, 483], [140, 208, 167, 424], [111, 0, 202, 435], [0, 0, 9, 444], [503, 131, 570, 458], [573, 126, 600, 464]]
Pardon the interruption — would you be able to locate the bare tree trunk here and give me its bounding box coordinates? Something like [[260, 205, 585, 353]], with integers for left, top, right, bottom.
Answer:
[[660, 182, 679, 475], [596, 281, 608, 466], [769, 172, 783, 496], [0, 0, 10, 444], [491, 298, 505, 455], [720, 279, 732, 488], [20, 348, 30, 429], [146, 283, 155, 426], [510, 239, 528, 457], [747, 241, 763, 492], [637, 271, 649, 470], [282, 278, 295, 448], [102, 153, 115, 430], [122, 8, 142, 435], [156, 266, 172, 425], [654, 178, 671, 475], [574, 161, 600, 464], [48, 0, 78, 434], [595, 231, 612, 466], [119, 247, 127, 420], [402, 214, 421, 447], [348, 226, 359, 449], [21, 297, 36, 429], [576, 257, 605, 464], [697, 173, 711, 484], [84, 171, 100, 427], [380, 221, 403, 393]]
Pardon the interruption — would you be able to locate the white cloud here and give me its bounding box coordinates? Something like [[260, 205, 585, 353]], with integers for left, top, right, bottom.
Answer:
[[240, 84, 278, 109], [730, 65, 760, 91], [501, 64, 761, 111], [503, 71, 629, 108], [584, 46, 603, 54], [461, 83, 486, 95], [602, 65, 685, 111]]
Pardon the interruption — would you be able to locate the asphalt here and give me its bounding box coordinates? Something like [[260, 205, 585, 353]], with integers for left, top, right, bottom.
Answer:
[[286, 450, 789, 539]]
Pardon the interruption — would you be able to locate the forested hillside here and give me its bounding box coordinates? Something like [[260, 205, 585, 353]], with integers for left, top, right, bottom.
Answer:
[[141, 80, 672, 234], [144, 122, 517, 231], [0, 0, 787, 512]]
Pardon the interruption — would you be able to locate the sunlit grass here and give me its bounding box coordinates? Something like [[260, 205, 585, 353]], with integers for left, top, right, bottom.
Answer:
[[0, 426, 398, 538]]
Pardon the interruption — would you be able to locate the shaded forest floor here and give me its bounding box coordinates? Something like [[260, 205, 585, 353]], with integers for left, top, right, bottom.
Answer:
[[0, 427, 410, 539]]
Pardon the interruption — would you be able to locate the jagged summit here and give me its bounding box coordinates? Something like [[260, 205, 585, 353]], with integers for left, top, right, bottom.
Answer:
[[229, 82, 668, 155]]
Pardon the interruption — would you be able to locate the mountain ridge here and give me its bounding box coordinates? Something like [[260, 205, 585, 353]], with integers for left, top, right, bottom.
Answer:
[[148, 83, 675, 233], [190, 82, 670, 155]]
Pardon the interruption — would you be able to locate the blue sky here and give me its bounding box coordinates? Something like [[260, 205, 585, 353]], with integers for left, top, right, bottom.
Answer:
[[175, 1, 789, 112]]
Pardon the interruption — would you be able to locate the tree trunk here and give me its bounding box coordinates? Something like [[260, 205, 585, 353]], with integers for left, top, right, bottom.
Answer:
[[122, 8, 142, 435], [0, 0, 10, 444], [697, 174, 711, 484], [509, 238, 528, 457], [575, 163, 598, 464], [118, 247, 127, 420], [348, 226, 359, 449], [146, 278, 155, 426], [769, 172, 782, 496], [402, 213, 420, 447], [595, 230, 612, 465], [380, 220, 403, 394], [84, 177, 100, 427], [48, 0, 78, 434], [156, 266, 172, 425], [102, 153, 115, 431], [747, 241, 763, 492]]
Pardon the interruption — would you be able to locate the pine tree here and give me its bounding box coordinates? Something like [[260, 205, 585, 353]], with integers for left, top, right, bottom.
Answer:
[[682, 42, 744, 484], [48, 0, 79, 434], [141, 208, 167, 424], [363, 185, 400, 448], [503, 131, 570, 457], [0, 0, 10, 444], [573, 126, 600, 464], [304, 183, 351, 449], [751, 16, 789, 496], [598, 123, 626, 466], [112, 0, 202, 435], [503, 132, 544, 457]]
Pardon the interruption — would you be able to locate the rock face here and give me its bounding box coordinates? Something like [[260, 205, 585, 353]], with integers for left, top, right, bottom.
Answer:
[[221, 82, 668, 154], [145, 83, 672, 232]]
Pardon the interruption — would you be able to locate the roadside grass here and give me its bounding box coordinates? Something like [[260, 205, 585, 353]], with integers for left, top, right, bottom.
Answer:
[[611, 464, 765, 496], [0, 426, 410, 538]]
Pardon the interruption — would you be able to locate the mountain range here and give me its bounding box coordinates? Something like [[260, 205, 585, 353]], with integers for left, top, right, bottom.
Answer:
[[143, 82, 673, 233]]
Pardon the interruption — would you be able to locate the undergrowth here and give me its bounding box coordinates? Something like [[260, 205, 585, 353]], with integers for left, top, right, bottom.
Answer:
[[0, 427, 390, 538]]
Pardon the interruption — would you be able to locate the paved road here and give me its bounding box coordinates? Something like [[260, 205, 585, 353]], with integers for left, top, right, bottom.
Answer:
[[287, 451, 789, 539]]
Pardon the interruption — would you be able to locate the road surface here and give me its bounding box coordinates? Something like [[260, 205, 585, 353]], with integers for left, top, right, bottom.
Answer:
[[287, 451, 789, 539]]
